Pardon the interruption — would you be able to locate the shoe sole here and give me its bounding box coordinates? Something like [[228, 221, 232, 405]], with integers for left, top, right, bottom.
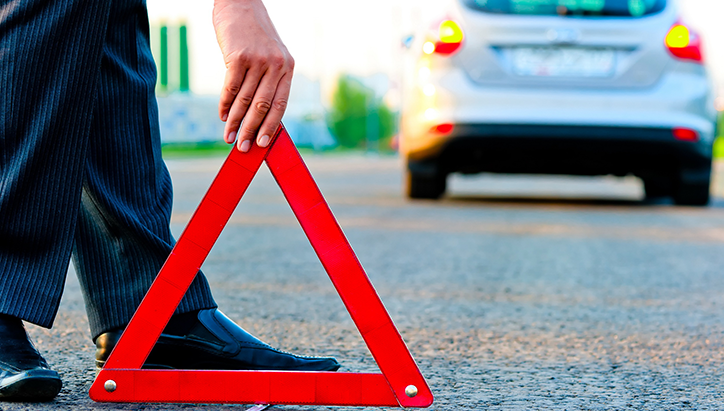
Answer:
[[0, 369, 62, 402], [97, 360, 339, 371], [96, 360, 174, 370]]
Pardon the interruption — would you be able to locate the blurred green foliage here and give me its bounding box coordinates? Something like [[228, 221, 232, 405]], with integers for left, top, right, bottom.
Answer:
[[161, 141, 230, 158], [326, 74, 396, 150]]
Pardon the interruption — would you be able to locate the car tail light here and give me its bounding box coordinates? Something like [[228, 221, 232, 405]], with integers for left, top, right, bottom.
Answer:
[[430, 123, 454, 135], [673, 127, 699, 142], [423, 20, 464, 56], [665, 23, 703, 63]]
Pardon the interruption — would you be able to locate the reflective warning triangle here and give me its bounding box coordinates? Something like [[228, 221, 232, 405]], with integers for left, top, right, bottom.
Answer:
[[89, 124, 434, 408]]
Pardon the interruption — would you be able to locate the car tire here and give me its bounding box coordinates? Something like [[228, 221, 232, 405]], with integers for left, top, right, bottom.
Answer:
[[673, 167, 711, 206], [642, 176, 672, 199], [406, 171, 447, 199]]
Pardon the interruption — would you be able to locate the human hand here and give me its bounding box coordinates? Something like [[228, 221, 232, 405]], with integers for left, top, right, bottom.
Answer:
[[213, 0, 294, 152]]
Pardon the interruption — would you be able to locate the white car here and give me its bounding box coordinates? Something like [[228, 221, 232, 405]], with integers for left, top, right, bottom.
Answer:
[[400, 0, 717, 205]]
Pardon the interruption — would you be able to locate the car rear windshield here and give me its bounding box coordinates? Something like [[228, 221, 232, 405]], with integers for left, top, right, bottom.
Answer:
[[463, 0, 666, 17]]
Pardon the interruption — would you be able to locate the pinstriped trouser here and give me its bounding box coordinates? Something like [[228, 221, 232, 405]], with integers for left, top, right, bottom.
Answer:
[[0, 0, 217, 339]]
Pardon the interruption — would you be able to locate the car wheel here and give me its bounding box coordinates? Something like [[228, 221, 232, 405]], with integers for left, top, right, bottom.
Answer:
[[673, 167, 711, 206], [642, 176, 672, 199], [406, 171, 447, 199]]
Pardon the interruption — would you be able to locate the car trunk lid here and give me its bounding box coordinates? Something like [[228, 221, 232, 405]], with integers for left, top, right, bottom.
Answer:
[[453, 0, 678, 89]]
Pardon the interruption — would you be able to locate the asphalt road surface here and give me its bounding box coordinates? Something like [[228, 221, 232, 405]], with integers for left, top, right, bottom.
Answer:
[[5, 154, 724, 410]]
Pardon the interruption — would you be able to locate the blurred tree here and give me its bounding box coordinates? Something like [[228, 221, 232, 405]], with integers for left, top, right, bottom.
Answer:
[[326, 74, 396, 150]]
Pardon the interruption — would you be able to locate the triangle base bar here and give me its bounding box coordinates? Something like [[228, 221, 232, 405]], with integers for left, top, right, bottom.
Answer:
[[90, 124, 433, 408], [91, 370, 398, 406]]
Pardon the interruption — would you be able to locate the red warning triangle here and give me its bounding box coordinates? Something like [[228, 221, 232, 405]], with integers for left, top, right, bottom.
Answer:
[[89, 124, 434, 407]]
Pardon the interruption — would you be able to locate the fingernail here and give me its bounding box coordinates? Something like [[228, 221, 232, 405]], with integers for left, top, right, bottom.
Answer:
[[226, 131, 236, 144], [258, 134, 270, 147], [222, 113, 228, 122], [239, 139, 251, 152]]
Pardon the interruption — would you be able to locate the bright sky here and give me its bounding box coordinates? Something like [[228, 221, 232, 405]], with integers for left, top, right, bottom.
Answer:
[[147, 0, 724, 97], [147, 0, 450, 95]]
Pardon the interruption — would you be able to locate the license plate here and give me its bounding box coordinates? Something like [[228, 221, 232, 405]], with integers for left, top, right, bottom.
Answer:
[[509, 47, 616, 78]]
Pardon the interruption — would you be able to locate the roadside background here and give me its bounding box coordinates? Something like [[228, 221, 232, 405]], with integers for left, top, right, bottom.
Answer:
[[146, 0, 724, 153]]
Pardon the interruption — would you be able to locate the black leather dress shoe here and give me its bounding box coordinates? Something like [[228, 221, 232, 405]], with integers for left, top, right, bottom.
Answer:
[[95, 308, 340, 371], [0, 314, 62, 402]]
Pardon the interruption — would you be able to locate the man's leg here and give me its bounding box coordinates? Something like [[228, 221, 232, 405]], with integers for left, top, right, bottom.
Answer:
[[0, 0, 112, 328], [72, 0, 216, 340], [83, 0, 340, 373], [0, 0, 113, 401]]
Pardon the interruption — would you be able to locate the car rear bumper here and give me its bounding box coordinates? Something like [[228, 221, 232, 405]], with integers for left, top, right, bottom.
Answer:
[[407, 124, 713, 180], [401, 67, 718, 158], [443, 67, 716, 132]]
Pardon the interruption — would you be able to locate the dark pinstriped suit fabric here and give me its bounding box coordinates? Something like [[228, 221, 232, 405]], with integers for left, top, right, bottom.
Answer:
[[0, 0, 216, 339]]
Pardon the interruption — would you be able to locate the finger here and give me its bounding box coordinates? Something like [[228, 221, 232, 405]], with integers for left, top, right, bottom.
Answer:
[[235, 70, 283, 152], [219, 65, 247, 142], [223, 65, 263, 145], [256, 72, 292, 148]]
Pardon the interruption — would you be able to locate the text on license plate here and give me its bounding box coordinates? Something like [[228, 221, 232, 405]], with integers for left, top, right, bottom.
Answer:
[[509, 47, 616, 78]]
